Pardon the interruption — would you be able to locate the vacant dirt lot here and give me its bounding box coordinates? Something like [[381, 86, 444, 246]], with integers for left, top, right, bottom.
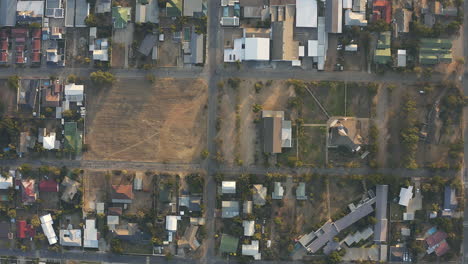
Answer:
[[83, 170, 108, 213], [85, 78, 207, 162], [0, 80, 17, 116]]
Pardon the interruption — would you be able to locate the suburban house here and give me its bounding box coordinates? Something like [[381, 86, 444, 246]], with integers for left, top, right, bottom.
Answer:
[[398, 186, 413, 207], [112, 7, 131, 29], [374, 185, 388, 242], [17, 220, 35, 239], [38, 128, 59, 150], [419, 38, 452, 65], [61, 176, 80, 203], [328, 117, 367, 153], [83, 219, 99, 248], [0, 174, 13, 190], [111, 184, 134, 204], [64, 83, 84, 104], [220, 234, 239, 254], [243, 220, 255, 236], [39, 179, 59, 192], [40, 214, 58, 245], [221, 201, 239, 218], [425, 229, 449, 256], [262, 110, 292, 154], [179, 195, 202, 213], [374, 31, 392, 65], [299, 196, 376, 254], [60, 228, 82, 247], [166, 215, 181, 242], [252, 184, 267, 205], [221, 181, 236, 194], [372, 0, 392, 23], [21, 179, 37, 204], [296, 182, 307, 200], [41, 81, 63, 108], [442, 186, 457, 217], [242, 240, 261, 260], [272, 182, 284, 200]]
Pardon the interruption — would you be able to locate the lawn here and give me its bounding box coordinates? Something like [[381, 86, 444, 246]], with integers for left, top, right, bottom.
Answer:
[[298, 126, 326, 166], [122, 240, 153, 254]]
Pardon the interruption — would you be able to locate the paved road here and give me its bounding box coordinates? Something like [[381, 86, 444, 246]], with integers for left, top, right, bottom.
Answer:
[[0, 64, 452, 85]]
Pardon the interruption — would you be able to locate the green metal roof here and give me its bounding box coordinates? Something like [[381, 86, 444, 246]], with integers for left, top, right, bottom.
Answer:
[[166, 0, 182, 17], [419, 55, 438, 65], [219, 234, 239, 253], [374, 48, 391, 64], [420, 38, 452, 49], [377, 31, 391, 49], [112, 7, 131, 29], [419, 47, 451, 54]]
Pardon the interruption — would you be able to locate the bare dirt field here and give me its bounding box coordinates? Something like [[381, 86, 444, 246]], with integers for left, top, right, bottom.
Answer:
[[217, 79, 295, 165], [329, 177, 364, 218], [111, 44, 126, 68], [85, 78, 207, 162], [0, 80, 17, 116], [83, 170, 108, 212], [156, 31, 180, 67]]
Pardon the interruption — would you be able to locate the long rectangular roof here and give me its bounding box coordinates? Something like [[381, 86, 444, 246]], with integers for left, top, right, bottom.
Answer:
[[0, 0, 17, 26], [374, 185, 388, 242], [325, 0, 342, 33], [263, 117, 282, 153], [296, 0, 317, 27], [334, 198, 375, 231]]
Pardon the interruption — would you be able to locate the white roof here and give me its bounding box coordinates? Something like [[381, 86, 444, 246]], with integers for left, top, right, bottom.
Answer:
[[40, 214, 57, 245], [399, 186, 413, 207], [135, 3, 147, 23], [60, 229, 82, 247], [397, 49, 406, 67], [222, 181, 236, 194], [243, 220, 255, 236], [84, 219, 99, 248], [64, 83, 84, 96], [296, 0, 317, 28], [299, 46, 305, 57], [93, 50, 109, 61], [43, 132, 56, 150], [308, 40, 318, 57], [244, 38, 270, 61], [242, 240, 261, 260], [345, 44, 358, 51], [343, 0, 352, 9], [281, 120, 292, 148], [0, 175, 13, 189], [96, 203, 105, 214], [344, 9, 367, 26], [89, 27, 97, 38], [107, 215, 119, 225], [166, 215, 178, 231]]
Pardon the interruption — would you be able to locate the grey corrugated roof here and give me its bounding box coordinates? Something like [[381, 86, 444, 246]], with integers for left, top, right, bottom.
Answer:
[[74, 0, 89, 27], [183, 0, 202, 16], [263, 117, 282, 153], [325, 0, 342, 33], [65, 0, 75, 27], [139, 34, 159, 56], [0, 0, 17, 26], [374, 185, 388, 242], [191, 33, 204, 64], [444, 185, 457, 210], [334, 198, 375, 231]]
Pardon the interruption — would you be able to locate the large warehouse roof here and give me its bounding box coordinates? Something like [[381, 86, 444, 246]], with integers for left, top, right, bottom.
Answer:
[[296, 0, 317, 27], [245, 38, 270, 61]]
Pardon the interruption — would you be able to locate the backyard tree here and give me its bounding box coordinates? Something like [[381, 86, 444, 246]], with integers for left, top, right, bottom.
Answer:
[[31, 215, 40, 227]]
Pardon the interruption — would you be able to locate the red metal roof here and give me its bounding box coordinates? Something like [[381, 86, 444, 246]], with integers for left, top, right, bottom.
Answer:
[[111, 185, 134, 200], [372, 0, 392, 24], [435, 240, 450, 256], [16, 56, 25, 64], [31, 29, 41, 39], [39, 180, 59, 192], [31, 52, 41, 63], [11, 28, 28, 36], [32, 39, 41, 50], [21, 180, 36, 202], [0, 41, 7, 51], [16, 45, 24, 52], [17, 220, 35, 239], [0, 52, 7, 62], [426, 231, 448, 247]]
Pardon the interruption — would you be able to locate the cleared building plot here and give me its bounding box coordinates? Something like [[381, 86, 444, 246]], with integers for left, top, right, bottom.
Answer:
[[85, 78, 207, 162]]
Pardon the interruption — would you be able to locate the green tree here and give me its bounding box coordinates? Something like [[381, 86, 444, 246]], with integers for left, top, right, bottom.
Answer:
[[31, 215, 40, 227], [90, 70, 116, 86], [110, 239, 123, 254], [85, 14, 98, 27], [328, 251, 342, 264]]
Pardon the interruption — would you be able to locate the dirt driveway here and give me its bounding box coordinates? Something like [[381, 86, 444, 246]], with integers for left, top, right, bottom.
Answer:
[[85, 78, 207, 163]]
